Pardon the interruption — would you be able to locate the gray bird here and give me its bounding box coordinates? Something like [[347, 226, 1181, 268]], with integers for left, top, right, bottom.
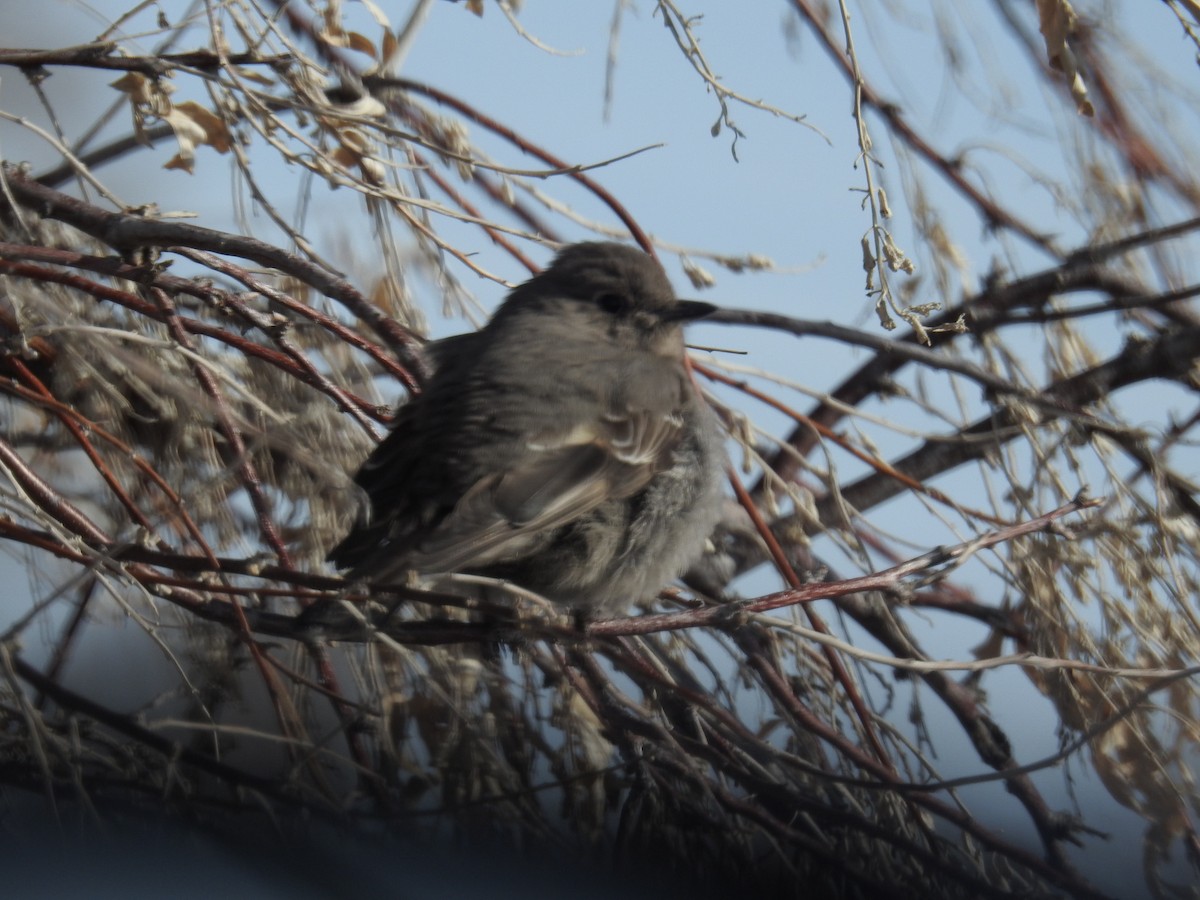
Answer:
[[328, 241, 725, 616]]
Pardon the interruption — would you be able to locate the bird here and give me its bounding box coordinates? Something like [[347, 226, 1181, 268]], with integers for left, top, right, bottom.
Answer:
[[328, 241, 725, 616]]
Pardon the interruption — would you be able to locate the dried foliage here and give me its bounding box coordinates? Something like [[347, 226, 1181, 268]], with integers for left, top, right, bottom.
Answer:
[[1, 2, 1199, 898]]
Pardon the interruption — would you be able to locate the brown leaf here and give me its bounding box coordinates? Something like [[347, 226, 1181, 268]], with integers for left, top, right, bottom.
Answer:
[[110, 71, 174, 115], [233, 66, 275, 87], [173, 101, 234, 153], [161, 102, 233, 172], [347, 31, 378, 58], [1035, 0, 1095, 117]]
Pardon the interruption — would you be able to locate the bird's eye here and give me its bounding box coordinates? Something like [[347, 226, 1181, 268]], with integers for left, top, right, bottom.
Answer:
[[596, 292, 629, 315]]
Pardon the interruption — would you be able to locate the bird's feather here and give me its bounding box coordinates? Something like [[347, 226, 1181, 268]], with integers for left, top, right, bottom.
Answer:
[[377, 401, 683, 574]]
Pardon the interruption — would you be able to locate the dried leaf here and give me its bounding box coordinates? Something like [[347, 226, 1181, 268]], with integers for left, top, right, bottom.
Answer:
[[347, 31, 378, 58], [163, 119, 206, 172], [318, 0, 375, 55], [173, 101, 233, 153], [860, 236, 875, 275], [330, 127, 385, 183], [162, 102, 233, 172], [110, 71, 174, 114], [1035, 0, 1095, 117], [378, 30, 400, 72], [233, 66, 275, 87], [682, 259, 716, 290]]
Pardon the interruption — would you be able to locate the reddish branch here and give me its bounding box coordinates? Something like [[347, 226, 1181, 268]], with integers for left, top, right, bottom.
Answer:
[[0, 254, 388, 423], [364, 74, 654, 255], [590, 495, 1097, 636], [7, 650, 312, 805], [0, 165, 427, 389], [256, 0, 648, 259]]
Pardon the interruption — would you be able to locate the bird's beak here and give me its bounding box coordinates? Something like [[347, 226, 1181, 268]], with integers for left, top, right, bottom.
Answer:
[[664, 299, 718, 322]]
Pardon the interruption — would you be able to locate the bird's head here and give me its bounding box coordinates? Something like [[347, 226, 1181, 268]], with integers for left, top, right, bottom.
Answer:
[[495, 242, 715, 356]]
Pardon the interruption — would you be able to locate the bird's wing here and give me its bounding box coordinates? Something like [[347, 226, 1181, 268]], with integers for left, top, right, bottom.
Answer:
[[400, 404, 685, 574], [325, 400, 428, 571]]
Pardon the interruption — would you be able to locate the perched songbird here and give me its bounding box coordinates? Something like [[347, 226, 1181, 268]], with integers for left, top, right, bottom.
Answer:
[[328, 242, 725, 616]]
